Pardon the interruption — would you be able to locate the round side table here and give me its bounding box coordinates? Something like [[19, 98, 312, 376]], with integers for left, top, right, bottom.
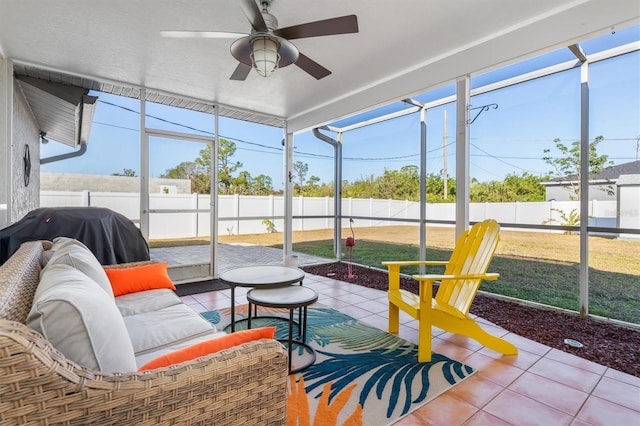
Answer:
[[219, 265, 305, 332], [247, 285, 318, 374]]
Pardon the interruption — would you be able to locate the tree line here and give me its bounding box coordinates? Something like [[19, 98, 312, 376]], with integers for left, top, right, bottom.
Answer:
[[153, 136, 610, 203]]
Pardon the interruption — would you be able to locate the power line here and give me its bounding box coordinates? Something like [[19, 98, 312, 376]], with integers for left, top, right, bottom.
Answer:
[[96, 117, 639, 164], [235, 147, 282, 156], [95, 100, 638, 168], [98, 100, 282, 153], [470, 142, 546, 175], [94, 121, 138, 132], [471, 163, 505, 180], [95, 104, 426, 162], [99, 99, 210, 135]]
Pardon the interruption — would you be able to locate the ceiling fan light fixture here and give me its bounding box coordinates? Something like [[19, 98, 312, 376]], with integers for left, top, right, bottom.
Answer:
[[167, 0, 358, 81], [250, 36, 280, 77]]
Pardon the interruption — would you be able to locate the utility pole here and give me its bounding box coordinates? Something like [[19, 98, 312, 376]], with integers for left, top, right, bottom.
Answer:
[[443, 110, 448, 199]]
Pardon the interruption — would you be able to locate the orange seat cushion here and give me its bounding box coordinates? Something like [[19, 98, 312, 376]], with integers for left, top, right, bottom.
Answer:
[[138, 327, 277, 371], [105, 262, 175, 296]]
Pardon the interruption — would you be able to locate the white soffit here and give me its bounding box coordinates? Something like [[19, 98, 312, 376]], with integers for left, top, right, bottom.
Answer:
[[12, 64, 286, 128]]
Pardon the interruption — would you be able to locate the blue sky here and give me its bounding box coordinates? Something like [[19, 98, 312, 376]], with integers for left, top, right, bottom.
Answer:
[[41, 25, 640, 190]]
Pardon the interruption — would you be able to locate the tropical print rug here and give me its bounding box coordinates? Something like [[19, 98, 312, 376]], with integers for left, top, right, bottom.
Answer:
[[201, 304, 474, 426]]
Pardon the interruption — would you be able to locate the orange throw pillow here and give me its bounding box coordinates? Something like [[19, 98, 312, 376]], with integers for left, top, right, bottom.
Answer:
[[138, 327, 277, 371], [105, 262, 175, 296]]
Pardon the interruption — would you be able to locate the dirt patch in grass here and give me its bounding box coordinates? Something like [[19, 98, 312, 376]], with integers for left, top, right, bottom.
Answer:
[[302, 261, 640, 378]]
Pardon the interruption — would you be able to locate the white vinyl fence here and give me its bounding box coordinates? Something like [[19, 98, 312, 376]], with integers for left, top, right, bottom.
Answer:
[[40, 191, 630, 240]]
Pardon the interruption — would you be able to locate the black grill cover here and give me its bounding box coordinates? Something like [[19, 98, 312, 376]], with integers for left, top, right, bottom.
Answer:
[[0, 207, 150, 265]]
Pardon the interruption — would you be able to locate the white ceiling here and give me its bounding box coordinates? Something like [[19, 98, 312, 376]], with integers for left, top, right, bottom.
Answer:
[[1, 0, 639, 134]]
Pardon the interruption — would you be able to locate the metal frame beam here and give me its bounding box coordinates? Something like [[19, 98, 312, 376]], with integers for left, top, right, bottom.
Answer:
[[579, 60, 590, 317], [403, 98, 428, 272], [325, 42, 639, 135], [283, 128, 294, 260], [455, 77, 471, 240], [211, 106, 219, 278], [139, 89, 149, 239]]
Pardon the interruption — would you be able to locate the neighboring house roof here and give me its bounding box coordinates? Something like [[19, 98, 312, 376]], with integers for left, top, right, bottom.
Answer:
[[543, 160, 640, 185], [594, 160, 640, 180]]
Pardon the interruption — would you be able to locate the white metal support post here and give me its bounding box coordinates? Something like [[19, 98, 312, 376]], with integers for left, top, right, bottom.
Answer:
[[283, 127, 294, 260], [211, 105, 219, 278], [455, 77, 471, 240], [311, 126, 342, 261], [404, 98, 428, 273], [139, 89, 150, 239], [419, 106, 427, 272], [579, 60, 590, 317], [334, 131, 343, 261]]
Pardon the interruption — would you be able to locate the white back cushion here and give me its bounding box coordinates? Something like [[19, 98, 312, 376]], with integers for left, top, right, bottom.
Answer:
[[43, 238, 114, 299], [27, 264, 137, 372], [42, 236, 89, 264]]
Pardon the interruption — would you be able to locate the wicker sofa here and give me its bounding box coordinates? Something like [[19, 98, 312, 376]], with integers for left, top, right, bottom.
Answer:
[[0, 240, 288, 425]]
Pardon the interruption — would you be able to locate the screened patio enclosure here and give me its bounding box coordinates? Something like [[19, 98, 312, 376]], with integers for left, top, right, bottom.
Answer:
[[297, 29, 640, 326], [33, 26, 640, 326], [1, 3, 639, 325]]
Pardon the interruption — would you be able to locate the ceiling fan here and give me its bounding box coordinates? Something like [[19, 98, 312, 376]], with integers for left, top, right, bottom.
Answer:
[[161, 0, 358, 81]]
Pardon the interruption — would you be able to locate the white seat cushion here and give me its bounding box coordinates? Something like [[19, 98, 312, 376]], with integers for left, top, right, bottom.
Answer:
[[115, 288, 184, 317], [27, 264, 137, 372], [134, 329, 226, 368], [123, 303, 217, 355]]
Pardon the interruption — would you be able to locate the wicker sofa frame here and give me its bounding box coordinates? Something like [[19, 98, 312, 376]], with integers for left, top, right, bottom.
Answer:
[[0, 241, 288, 425]]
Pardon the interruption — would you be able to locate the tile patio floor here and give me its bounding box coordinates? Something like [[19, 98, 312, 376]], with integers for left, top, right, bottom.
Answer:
[[154, 245, 640, 425]]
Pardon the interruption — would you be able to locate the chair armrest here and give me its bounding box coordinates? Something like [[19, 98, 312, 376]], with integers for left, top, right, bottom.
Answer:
[[411, 273, 454, 282], [382, 260, 449, 267], [412, 272, 500, 282], [384, 260, 450, 292], [0, 320, 288, 425]]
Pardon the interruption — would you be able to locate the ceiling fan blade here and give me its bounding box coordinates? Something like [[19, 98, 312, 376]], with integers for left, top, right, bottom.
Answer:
[[274, 15, 358, 40], [240, 0, 268, 32], [160, 30, 247, 39], [230, 62, 253, 81], [295, 53, 331, 80]]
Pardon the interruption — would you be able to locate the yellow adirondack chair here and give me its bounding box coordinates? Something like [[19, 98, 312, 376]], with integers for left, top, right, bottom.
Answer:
[[382, 219, 518, 362]]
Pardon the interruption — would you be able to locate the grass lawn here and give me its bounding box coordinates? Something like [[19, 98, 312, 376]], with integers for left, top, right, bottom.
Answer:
[[151, 226, 640, 324]]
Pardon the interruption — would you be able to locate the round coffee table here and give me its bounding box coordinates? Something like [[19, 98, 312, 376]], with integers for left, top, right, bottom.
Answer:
[[247, 285, 318, 374], [219, 265, 305, 332]]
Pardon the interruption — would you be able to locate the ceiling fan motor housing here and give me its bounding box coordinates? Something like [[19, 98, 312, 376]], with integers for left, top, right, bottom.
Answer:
[[261, 12, 278, 32]]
